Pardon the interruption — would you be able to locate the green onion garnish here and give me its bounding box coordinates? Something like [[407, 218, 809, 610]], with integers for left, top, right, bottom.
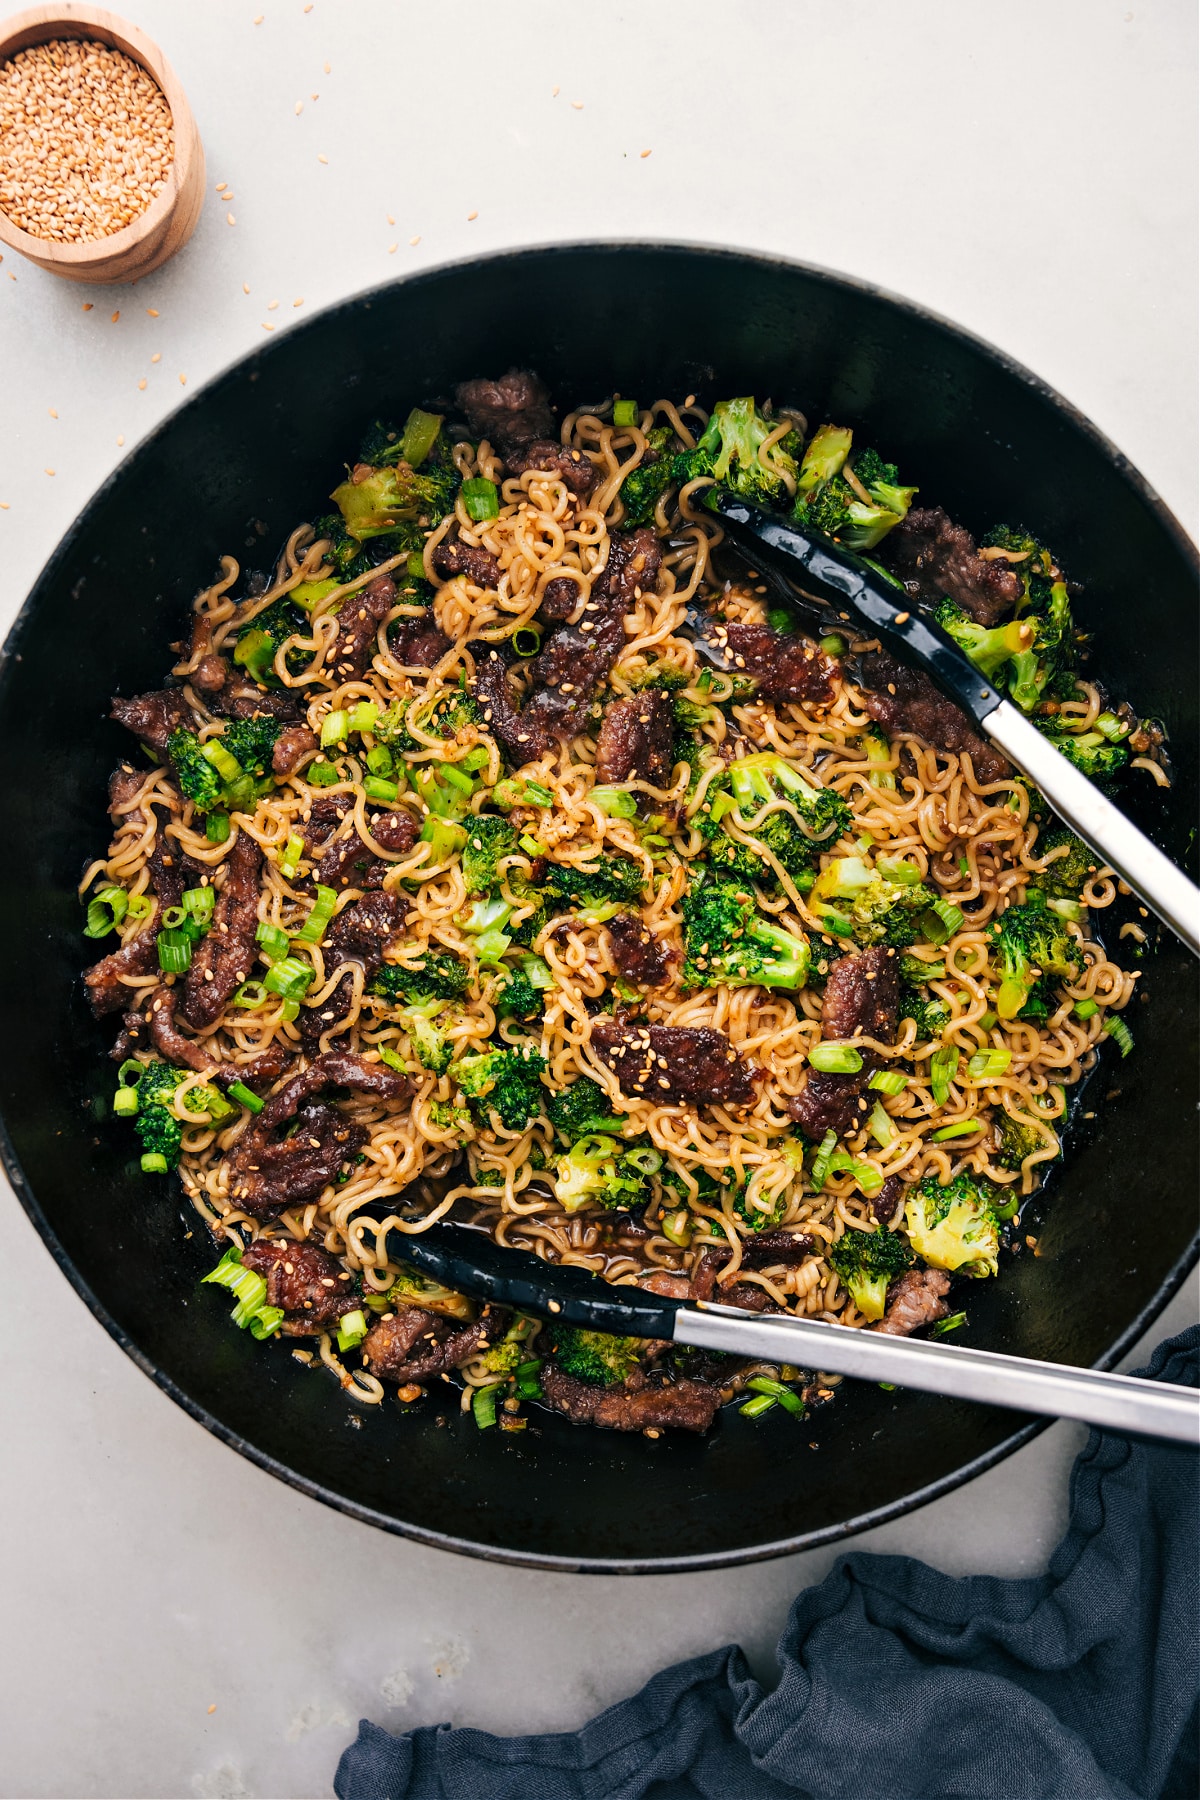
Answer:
[[868, 1069, 908, 1096], [201, 738, 243, 784], [590, 786, 638, 819], [307, 760, 341, 787], [819, 633, 846, 657], [865, 729, 896, 789], [117, 1058, 144, 1088], [1073, 997, 1099, 1020], [206, 810, 231, 844], [826, 1150, 884, 1196], [157, 929, 193, 973], [767, 607, 793, 634], [400, 406, 443, 468], [405, 550, 427, 581], [930, 1118, 982, 1142], [810, 1128, 838, 1188], [821, 912, 856, 939], [929, 1046, 960, 1105], [868, 1102, 895, 1147], [348, 700, 379, 735], [336, 1309, 368, 1352], [263, 955, 315, 1000], [140, 1152, 168, 1174], [740, 1392, 777, 1418], [519, 833, 546, 856], [126, 892, 155, 919], [623, 1146, 662, 1175], [746, 1376, 805, 1417], [364, 776, 399, 804], [378, 1046, 409, 1075], [1047, 897, 1086, 923], [202, 1244, 280, 1332], [226, 1080, 264, 1113], [294, 884, 337, 946], [472, 1383, 503, 1429], [255, 921, 289, 961], [1103, 1016, 1134, 1057], [1094, 711, 1129, 741], [112, 1086, 139, 1117], [461, 477, 499, 521], [183, 885, 214, 924], [930, 1311, 967, 1338], [958, 854, 971, 876], [439, 762, 476, 795], [612, 398, 638, 426], [365, 745, 394, 779], [930, 898, 965, 937], [248, 1307, 285, 1341], [232, 980, 268, 1009], [160, 905, 188, 931], [511, 626, 541, 658], [279, 832, 305, 877], [978, 1010, 998, 1032], [809, 1042, 863, 1074], [459, 745, 490, 774], [661, 1208, 691, 1247], [320, 709, 349, 748], [967, 1048, 1012, 1080], [84, 885, 128, 938], [523, 780, 554, 806]]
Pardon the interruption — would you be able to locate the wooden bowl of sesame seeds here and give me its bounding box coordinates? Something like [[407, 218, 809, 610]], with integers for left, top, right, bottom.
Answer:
[[0, 4, 203, 283]]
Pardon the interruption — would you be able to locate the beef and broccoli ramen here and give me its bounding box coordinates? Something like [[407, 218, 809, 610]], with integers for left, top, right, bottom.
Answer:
[[81, 372, 1163, 1437]]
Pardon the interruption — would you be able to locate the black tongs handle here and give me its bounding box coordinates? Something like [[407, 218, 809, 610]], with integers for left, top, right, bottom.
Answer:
[[710, 492, 1200, 958]]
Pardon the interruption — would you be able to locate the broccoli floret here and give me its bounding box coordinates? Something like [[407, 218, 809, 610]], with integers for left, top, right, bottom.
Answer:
[[312, 511, 374, 582], [792, 425, 917, 550], [222, 715, 283, 778], [132, 1060, 234, 1172], [707, 833, 774, 885], [370, 952, 470, 1005], [545, 854, 645, 910], [981, 527, 1078, 710], [232, 597, 307, 688], [385, 1265, 475, 1321], [451, 1045, 548, 1131], [730, 1178, 786, 1233], [933, 597, 1035, 683], [330, 459, 459, 543], [992, 890, 1081, 1021], [554, 1133, 652, 1213], [811, 855, 936, 949], [905, 1173, 1002, 1278], [997, 1110, 1060, 1173], [899, 983, 952, 1041], [474, 1314, 540, 1377], [396, 998, 452, 1075], [1037, 727, 1129, 784], [681, 870, 811, 991], [617, 424, 679, 526], [727, 754, 852, 848], [167, 728, 222, 811], [462, 814, 518, 896], [427, 1099, 472, 1132], [1033, 827, 1096, 900], [547, 1077, 626, 1141], [828, 1226, 915, 1321], [495, 964, 543, 1020], [687, 397, 802, 510], [551, 1325, 641, 1387]]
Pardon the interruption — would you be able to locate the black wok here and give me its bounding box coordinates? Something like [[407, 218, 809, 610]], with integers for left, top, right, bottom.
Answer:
[[0, 244, 1195, 1571]]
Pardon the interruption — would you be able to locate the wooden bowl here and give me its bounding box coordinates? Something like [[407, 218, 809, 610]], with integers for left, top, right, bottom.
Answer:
[[0, 4, 204, 283]]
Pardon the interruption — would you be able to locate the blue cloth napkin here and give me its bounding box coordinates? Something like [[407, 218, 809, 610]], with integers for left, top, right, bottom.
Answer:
[[335, 1326, 1198, 1800]]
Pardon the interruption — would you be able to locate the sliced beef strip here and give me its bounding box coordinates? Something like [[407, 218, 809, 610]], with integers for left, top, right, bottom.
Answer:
[[110, 687, 193, 754], [594, 689, 675, 786], [389, 615, 452, 669], [858, 650, 1010, 783], [605, 913, 676, 988], [874, 1266, 951, 1336], [506, 440, 596, 497], [590, 1016, 758, 1109], [143, 985, 215, 1073], [240, 1237, 363, 1335], [205, 666, 302, 722], [883, 506, 1020, 626], [83, 928, 159, 1016], [225, 1100, 367, 1219], [179, 833, 263, 1030], [539, 1363, 721, 1434], [361, 1306, 446, 1377], [431, 534, 502, 590], [712, 624, 838, 707], [255, 1051, 410, 1132], [299, 893, 407, 1045], [538, 575, 585, 623], [378, 1302, 511, 1383], [872, 1174, 906, 1227], [272, 724, 318, 776], [455, 370, 556, 452], [192, 653, 229, 695], [328, 574, 395, 681], [302, 792, 353, 851], [314, 807, 420, 891], [787, 946, 900, 1140]]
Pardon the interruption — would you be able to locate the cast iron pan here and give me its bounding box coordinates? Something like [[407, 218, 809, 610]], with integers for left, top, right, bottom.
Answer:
[[0, 244, 1195, 1572]]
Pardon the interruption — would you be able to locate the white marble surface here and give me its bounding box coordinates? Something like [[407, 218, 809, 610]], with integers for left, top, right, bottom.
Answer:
[[0, 3, 1195, 1795]]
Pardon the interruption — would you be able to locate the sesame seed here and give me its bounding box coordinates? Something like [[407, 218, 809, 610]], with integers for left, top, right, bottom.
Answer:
[[571, 99, 584, 109], [138, 378, 147, 390], [294, 100, 303, 114], [317, 153, 328, 163], [409, 234, 420, 245], [151, 352, 161, 363], [640, 148, 652, 158], [466, 209, 478, 221]]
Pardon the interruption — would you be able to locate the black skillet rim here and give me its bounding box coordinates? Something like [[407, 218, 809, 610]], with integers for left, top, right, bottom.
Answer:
[[1, 238, 1196, 1575]]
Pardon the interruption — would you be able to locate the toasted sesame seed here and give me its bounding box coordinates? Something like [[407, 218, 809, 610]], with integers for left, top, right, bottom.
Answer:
[[317, 153, 328, 164], [409, 234, 420, 245], [151, 352, 161, 362], [227, 211, 236, 225], [138, 378, 147, 389], [640, 148, 652, 158], [467, 209, 478, 221]]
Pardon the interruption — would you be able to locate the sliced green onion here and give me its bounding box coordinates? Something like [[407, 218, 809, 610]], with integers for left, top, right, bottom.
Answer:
[[160, 905, 188, 930], [865, 729, 895, 789], [1073, 997, 1099, 1020], [263, 955, 315, 1000], [461, 477, 499, 522], [418, 817, 469, 863], [183, 886, 214, 924], [117, 1058, 145, 1088], [512, 626, 541, 658], [661, 1208, 692, 1247], [365, 745, 394, 779], [826, 1151, 884, 1196], [378, 1046, 409, 1075], [1047, 897, 1086, 923], [279, 832, 306, 877], [140, 1152, 168, 1174], [307, 759, 341, 787], [459, 745, 491, 774], [321, 709, 349, 748], [809, 1042, 863, 1074], [295, 885, 338, 946], [868, 1101, 895, 1147], [280, 999, 301, 1023], [364, 776, 399, 804], [519, 833, 546, 856], [126, 892, 155, 919], [291, 576, 339, 610], [348, 700, 380, 734], [767, 607, 793, 634], [1094, 710, 1129, 741], [623, 1146, 662, 1175], [821, 911, 856, 939], [397, 406, 442, 468], [740, 1392, 777, 1418], [590, 786, 638, 819], [931, 1311, 967, 1338], [336, 1308, 369, 1352], [248, 1306, 285, 1340], [810, 1128, 838, 1188], [206, 809, 231, 844], [929, 1046, 960, 1105], [112, 1085, 139, 1117], [612, 398, 638, 426], [992, 1187, 1022, 1223], [1103, 1016, 1134, 1057], [201, 738, 243, 784], [201, 1245, 277, 1330], [439, 762, 476, 795], [523, 780, 554, 806], [930, 898, 965, 937], [232, 980, 268, 1009], [256, 921, 289, 961], [819, 633, 847, 656], [931, 1117, 982, 1142], [958, 854, 971, 876], [967, 1048, 1012, 1080], [868, 1069, 908, 1096], [978, 1010, 998, 1033], [746, 1376, 805, 1417], [84, 885, 128, 938], [227, 1080, 264, 1114], [157, 929, 193, 973], [472, 1382, 503, 1428]]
